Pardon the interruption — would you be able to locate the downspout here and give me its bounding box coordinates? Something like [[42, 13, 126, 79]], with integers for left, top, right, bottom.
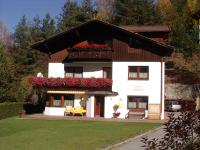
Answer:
[[160, 57, 165, 120]]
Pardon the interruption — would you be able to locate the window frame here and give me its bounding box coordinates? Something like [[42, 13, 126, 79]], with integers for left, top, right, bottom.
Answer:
[[50, 94, 74, 107], [127, 96, 148, 111], [128, 66, 149, 80]]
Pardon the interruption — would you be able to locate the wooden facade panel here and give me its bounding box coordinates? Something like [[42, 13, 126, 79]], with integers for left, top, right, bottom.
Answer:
[[50, 49, 68, 63], [112, 39, 162, 62], [50, 39, 162, 62]]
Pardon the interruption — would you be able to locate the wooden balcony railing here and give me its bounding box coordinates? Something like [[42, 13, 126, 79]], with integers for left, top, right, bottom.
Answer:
[[67, 49, 113, 60]]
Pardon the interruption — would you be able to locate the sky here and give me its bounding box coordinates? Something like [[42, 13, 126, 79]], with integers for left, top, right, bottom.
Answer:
[[0, 0, 68, 33]]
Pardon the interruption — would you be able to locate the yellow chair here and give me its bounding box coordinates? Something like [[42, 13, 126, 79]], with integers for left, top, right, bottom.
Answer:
[[64, 106, 73, 116]]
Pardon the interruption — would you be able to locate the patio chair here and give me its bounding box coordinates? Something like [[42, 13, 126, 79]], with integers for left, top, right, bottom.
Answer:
[[64, 106, 73, 116]]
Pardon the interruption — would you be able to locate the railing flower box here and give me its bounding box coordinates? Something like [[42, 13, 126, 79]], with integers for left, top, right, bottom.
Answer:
[[29, 77, 112, 89]]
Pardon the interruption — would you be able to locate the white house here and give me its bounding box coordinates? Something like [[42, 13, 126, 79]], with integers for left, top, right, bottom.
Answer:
[[31, 20, 173, 120]]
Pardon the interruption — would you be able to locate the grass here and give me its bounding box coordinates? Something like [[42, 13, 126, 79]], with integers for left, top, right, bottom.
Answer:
[[0, 118, 160, 150]]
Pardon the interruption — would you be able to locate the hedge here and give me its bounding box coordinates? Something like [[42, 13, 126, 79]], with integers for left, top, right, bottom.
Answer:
[[0, 102, 23, 120]]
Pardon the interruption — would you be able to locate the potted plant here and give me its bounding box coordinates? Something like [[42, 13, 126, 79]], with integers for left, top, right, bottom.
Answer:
[[113, 104, 120, 118]]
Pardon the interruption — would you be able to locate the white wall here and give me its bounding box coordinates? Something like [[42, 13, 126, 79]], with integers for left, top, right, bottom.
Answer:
[[48, 62, 111, 78], [44, 107, 65, 116], [86, 96, 94, 118], [48, 63, 64, 78], [110, 61, 163, 118], [65, 62, 111, 78]]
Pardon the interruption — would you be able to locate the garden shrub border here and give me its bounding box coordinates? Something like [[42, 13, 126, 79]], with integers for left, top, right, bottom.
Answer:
[[0, 102, 23, 120]]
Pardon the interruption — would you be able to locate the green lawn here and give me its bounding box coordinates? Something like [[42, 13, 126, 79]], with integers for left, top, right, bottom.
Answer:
[[0, 118, 160, 150]]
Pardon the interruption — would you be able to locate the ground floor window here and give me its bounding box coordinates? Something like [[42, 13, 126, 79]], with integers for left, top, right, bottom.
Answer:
[[53, 95, 61, 107], [127, 96, 148, 111], [50, 94, 74, 107], [64, 95, 74, 107]]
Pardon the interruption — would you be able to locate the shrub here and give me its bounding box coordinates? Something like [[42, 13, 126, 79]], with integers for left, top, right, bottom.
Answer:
[[141, 111, 200, 150], [0, 102, 23, 120]]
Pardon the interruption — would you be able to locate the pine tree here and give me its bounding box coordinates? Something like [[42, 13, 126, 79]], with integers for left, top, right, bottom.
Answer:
[[57, 0, 84, 31], [81, 0, 95, 21], [112, 0, 162, 25], [57, 0, 95, 32], [158, 0, 199, 54], [41, 13, 57, 39], [0, 42, 17, 102]]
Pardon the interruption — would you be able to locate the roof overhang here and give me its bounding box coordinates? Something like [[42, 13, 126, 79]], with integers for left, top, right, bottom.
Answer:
[[31, 20, 173, 57]]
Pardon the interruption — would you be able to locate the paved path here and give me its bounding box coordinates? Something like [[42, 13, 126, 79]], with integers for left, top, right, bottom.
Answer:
[[108, 126, 165, 150]]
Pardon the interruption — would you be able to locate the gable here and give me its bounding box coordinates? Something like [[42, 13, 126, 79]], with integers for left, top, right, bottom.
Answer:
[[31, 20, 173, 57]]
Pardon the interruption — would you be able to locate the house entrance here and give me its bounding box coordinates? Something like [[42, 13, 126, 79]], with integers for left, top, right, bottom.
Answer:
[[94, 96, 105, 117]]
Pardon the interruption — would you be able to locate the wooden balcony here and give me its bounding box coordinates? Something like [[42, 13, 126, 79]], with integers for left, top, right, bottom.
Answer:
[[67, 48, 113, 61]]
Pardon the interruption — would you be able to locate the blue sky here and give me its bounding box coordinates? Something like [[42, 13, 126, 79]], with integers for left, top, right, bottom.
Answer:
[[0, 0, 68, 33]]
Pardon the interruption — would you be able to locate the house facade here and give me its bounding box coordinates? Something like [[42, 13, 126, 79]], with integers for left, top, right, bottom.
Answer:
[[31, 20, 173, 120]]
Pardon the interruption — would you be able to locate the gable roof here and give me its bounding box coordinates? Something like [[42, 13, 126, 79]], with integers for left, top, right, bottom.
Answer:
[[31, 20, 173, 57]]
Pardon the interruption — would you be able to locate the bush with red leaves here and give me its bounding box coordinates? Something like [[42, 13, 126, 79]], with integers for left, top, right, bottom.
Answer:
[[141, 111, 200, 150]]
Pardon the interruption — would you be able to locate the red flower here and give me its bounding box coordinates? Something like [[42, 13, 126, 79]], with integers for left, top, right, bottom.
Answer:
[[73, 43, 109, 48], [29, 77, 112, 88]]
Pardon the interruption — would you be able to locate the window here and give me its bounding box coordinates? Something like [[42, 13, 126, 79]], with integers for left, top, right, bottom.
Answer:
[[65, 67, 83, 78], [51, 94, 74, 107], [127, 96, 148, 110], [103, 67, 112, 79], [53, 95, 61, 107], [128, 66, 149, 80], [64, 95, 74, 107]]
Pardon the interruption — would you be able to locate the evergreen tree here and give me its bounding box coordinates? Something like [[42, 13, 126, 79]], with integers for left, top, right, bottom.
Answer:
[[41, 13, 57, 39], [112, 0, 162, 25], [0, 42, 16, 102], [13, 16, 39, 75], [81, 0, 95, 21], [57, 0, 84, 31], [57, 0, 95, 32], [158, 0, 199, 54]]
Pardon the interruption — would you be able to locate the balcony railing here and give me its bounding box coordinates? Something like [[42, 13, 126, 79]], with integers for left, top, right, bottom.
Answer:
[[67, 48, 113, 60], [29, 77, 112, 90]]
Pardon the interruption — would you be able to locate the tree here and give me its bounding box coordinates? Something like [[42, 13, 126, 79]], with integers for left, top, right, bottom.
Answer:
[[81, 0, 95, 21], [112, 0, 162, 25], [95, 0, 114, 22], [58, 0, 87, 31], [0, 20, 13, 49], [13, 16, 39, 76], [0, 42, 16, 102], [158, 0, 199, 54], [13, 14, 54, 77], [41, 13, 57, 39]]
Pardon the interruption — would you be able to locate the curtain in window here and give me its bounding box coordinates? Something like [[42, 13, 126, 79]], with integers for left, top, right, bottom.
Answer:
[[128, 101, 136, 108], [140, 67, 148, 78], [64, 95, 74, 107], [74, 67, 83, 78], [53, 95, 61, 106], [65, 67, 74, 78], [64, 100, 74, 106], [139, 102, 147, 109], [129, 67, 137, 78]]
